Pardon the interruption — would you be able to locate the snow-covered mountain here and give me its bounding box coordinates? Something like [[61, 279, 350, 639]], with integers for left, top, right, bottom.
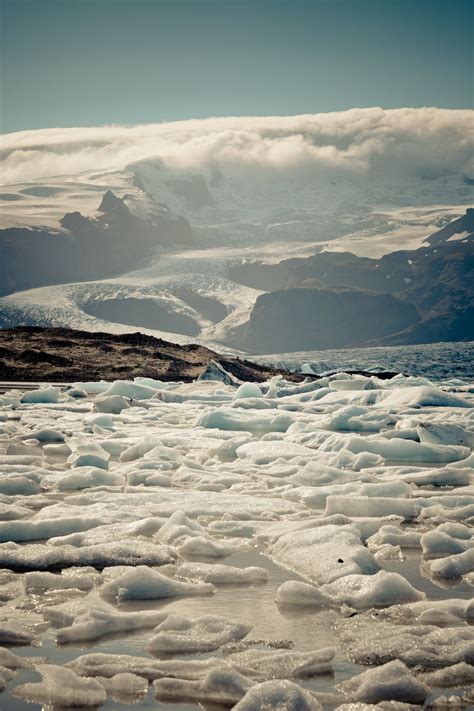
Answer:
[[1, 110, 473, 351]]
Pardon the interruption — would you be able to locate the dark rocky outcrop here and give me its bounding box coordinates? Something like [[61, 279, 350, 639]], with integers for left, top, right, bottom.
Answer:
[[425, 207, 474, 246], [0, 191, 191, 297], [0, 327, 306, 383], [0, 327, 400, 384], [82, 297, 200, 337], [239, 287, 419, 353]]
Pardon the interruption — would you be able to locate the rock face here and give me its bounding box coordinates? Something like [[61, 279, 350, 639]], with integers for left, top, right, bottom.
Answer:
[[230, 210, 474, 351], [425, 207, 474, 245], [0, 191, 191, 297], [240, 287, 419, 353]]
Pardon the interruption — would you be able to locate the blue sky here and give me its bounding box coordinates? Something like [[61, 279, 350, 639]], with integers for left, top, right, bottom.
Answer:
[[1, 0, 472, 133]]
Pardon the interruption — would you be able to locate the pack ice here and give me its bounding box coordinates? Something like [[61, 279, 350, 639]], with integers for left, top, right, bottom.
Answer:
[[0, 370, 472, 709]]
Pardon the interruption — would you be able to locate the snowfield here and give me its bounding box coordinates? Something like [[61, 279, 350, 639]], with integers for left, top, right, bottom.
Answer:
[[0, 367, 473, 709]]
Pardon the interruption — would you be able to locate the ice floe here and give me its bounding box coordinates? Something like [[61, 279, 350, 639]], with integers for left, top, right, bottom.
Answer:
[[337, 660, 430, 704], [13, 664, 107, 707], [0, 369, 472, 707], [146, 613, 252, 654], [233, 679, 322, 710], [101, 564, 215, 600]]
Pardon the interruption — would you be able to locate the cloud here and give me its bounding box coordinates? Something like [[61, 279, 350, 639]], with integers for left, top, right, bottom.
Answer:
[[1, 107, 473, 184]]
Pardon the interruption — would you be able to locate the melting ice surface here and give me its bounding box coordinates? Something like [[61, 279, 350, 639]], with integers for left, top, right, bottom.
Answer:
[[253, 341, 474, 382], [0, 367, 473, 710]]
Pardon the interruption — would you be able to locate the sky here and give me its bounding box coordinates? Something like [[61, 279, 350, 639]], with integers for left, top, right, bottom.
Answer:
[[0, 0, 472, 133]]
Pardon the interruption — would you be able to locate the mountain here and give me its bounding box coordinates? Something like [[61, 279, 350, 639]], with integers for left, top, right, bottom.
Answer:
[[0, 141, 472, 350], [425, 207, 474, 246], [0, 190, 191, 297], [231, 210, 473, 351], [238, 287, 419, 353]]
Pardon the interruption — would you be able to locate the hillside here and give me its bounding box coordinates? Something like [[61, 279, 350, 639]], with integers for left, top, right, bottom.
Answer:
[[231, 210, 473, 352], [0, 327, 313, 383]]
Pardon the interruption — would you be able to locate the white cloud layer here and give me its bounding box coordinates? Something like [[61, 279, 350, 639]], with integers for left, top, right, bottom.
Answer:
[[1, 107, 473, 185]]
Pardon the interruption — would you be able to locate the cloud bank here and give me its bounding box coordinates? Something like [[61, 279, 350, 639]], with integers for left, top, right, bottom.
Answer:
[[1, 108, 473, 185]]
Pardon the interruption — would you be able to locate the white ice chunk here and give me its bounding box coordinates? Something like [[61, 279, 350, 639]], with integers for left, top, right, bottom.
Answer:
[[367, 526, 422, 550], [332, 434, 470, 464], [277, 571, 422, 610], [119, 435, 168, 462], [269, 525, 379, 585], [429, 548, 474, 578], [417, 421, 474, 447], [422, 662, 474, 687], [44, 599, 168, 643], [234, 383, 263, 400], [397, 598, 473, 624], [85, 414, 115, 431], [0, 476, 41, 496], [234, 679, 322, 710], [0, 539, 175, 571], [421, 529, 474, 559], [0, 515, 104, 543], [24, 570, 95, 593], [0, 628, 37, 645], [95, 672, 148, 701], [0, 646, 42, 670], [69, 652, 229, 681], [102, 565, 215, 600], [73, 380, 110, 394], [338, 660, 430, 704], [229, 646, 335, 679], [145, 613, 251, 654], [295, 481, 411, 510], [154, 666, 252, 706], [237, 440, 315, 464], [276, 581, 327, 607], [157, 509, 205, 545], [326, 496, 419, 521], [177, 535, 247, 558], [13, 664, 106, 707], [20, 428, 64, 442], [20, 387, 59, 404], [336, 616, 474, 668], [100, 380, 157, 399], [380, 386, 471, 409], [177, 562, 269, 585], [55, 467, 124, 491], [197, 408, 292, 434], [68, 441, 110, 470], [319, 571, 424, 609], [319, 405, 395, 433], [94, 394, 131, 414]]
